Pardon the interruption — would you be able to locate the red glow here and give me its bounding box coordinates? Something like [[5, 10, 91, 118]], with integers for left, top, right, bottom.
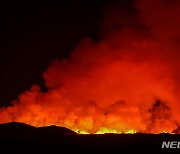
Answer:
[[0, 0, 180, 134]]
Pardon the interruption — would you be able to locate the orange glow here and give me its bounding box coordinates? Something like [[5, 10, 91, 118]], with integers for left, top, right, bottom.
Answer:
[[95, 128, 119, 134], [0, 0, 180, 134], [125, 129, 137, 134]]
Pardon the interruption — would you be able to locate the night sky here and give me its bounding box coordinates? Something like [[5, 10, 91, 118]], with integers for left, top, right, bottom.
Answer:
[[0, 0, 106, 107], [1, 0, 180, 133]]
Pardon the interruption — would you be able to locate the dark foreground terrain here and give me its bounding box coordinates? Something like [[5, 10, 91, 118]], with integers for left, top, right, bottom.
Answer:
[[0, 122, 180, 153]]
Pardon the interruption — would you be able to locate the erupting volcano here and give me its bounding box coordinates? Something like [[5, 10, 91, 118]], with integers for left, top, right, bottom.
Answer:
[[0, 0, 180, 134]]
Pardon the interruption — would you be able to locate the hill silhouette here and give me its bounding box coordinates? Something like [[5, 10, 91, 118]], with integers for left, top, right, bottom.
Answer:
[[0, 122, 180, 153], [0, 122, 76, 141]]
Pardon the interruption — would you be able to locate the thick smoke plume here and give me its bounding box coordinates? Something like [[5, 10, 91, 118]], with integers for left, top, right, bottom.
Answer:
[[0, 0, 180, 133]]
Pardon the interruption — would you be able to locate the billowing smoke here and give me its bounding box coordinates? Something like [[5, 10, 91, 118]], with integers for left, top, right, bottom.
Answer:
[[0, 0, 180, 133]]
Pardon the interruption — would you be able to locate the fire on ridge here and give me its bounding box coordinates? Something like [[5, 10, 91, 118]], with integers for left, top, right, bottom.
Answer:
[[0, 0, 180, 134]]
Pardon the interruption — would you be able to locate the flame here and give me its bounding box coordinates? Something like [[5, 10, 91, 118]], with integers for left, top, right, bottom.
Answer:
[[75, 130, 90, 134], [125, 129, 137, 134], [95, 128, 137, 134], [0, 0, 180, 134], [95, 128, 119, 134]]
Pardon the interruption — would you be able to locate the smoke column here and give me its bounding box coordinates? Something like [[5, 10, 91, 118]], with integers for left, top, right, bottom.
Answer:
[[0, 0, 180, 134]]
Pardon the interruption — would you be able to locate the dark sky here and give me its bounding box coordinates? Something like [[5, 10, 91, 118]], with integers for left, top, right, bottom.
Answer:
[[0, 0, 106, 107]]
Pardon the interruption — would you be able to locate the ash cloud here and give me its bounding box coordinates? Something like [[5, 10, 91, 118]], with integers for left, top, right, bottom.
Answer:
[[0, 0, 180, 133]]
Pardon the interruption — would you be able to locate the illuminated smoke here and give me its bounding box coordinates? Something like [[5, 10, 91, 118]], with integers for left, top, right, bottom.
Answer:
[[0, 0, 180, 134]]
